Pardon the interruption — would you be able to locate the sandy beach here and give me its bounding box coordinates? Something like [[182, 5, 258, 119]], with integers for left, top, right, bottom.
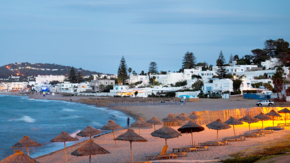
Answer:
[[5, 93, 290, 162]]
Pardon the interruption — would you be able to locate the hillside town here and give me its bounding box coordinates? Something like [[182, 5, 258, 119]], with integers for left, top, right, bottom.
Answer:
[[1, 55, 289, 101]]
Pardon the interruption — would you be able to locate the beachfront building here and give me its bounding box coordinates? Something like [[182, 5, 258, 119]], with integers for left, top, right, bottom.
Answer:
[[240, 78, 274, 93], [203, 79, 233, 93], [35, 75, 66, 85], [0, 82, 28, 92], [58, 82, 92, 93], [90, 79, 115, 92]]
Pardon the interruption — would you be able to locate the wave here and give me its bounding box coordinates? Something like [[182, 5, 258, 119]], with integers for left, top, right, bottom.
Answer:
[[9, 116, 36, 123], [61, 108, 77, 112], [60, 115, 82, 120], [70, 130, 81, 138], [28, 99, 50, 102]]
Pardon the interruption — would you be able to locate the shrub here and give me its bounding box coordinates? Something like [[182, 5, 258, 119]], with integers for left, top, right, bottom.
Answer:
[[286, 87, 290, 96], [231, 91, 241, 95], [209, 95, 222, 99], [165, 92, 176, 97]]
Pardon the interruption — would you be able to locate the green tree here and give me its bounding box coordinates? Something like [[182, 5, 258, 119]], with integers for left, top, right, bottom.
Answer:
[[134, 91, 138, 97], [89, 75, 94, 81], [117, 56, 128, 85], [132, 70, 137, 76], [229, 54, 233, 64], [216, 51, 226, 78], [69, 67, 77, 83], [181, 52, 196, 71], [251, 49, 269, 64], [77, 72, 84, 83], [148, 62, 158, 74], [233, 80, 242, 92], [233, 55, 239, 61], [264, 39, 276, 57], [272, 67, 284, 99], [263, 83, 273, 91], [208, 64, 213, 71], [128, 67, 132, 77], [192, 80, 203, 90]]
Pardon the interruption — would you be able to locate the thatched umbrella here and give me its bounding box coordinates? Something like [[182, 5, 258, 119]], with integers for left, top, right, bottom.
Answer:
[[101, 120, 123, 147], [147, 117, 162, 130], [240, 115, 260, 133], [278, 108, 290, 126], [176, 113, 191, 124], [51, 131, 79, 162], [77, 126, 101, 139], [71, 138, 109, 163], [130, 118, 152, 135], [225, 117, 243, 137], [0, 150, 38, 163], [266, 110, 282, 127], [115, 129, 147, 163], [254, 113, 271, 130], [206, 119, 231, 142], [189, 112, 200, 123], [178, 120, 204, 147], [151, 126, 182, 146], [11, 136, 41, 156], [162, 113, 180, 126]]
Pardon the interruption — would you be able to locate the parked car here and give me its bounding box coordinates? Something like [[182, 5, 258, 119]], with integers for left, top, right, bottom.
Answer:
[[256, 100, 274, 106]]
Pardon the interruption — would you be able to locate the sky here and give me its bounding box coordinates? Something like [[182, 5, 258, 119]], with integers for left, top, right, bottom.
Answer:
[[1, 0, 290, 74]]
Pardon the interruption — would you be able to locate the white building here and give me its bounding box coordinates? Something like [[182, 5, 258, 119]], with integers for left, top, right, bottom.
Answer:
[[35, 75, 66, 85], [203, 79, 233, 93], [0, 82, 28, 92], [58, 82, 92, 93], [261, 58, 281, 69], [91, 79, 115, 92]]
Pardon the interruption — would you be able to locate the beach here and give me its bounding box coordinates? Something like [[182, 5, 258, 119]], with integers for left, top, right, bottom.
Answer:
[[21, 94, 290, 162]]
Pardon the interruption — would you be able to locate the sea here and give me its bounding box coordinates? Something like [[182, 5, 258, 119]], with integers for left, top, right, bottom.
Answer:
[[0, 95, 131, 160]]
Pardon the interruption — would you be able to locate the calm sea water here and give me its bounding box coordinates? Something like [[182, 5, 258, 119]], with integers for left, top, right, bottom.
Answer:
[[0, 95, 130, 160]]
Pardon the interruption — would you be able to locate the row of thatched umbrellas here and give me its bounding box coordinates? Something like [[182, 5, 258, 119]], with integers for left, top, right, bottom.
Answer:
[[3, 109, 290, 163]]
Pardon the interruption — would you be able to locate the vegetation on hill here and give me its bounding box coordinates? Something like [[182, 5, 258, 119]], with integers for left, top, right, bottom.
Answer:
[[0, 62, 104, 78]]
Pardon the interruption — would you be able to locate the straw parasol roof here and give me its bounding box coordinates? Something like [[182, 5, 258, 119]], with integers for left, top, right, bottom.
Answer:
[[206, 119, 231, 142], [178, 120, 204, 147], [101, 120, 123, 130], [77, 126, 101, 138], [225, 117, 243, 137], [266, 110, 282, 117], [178, 120, 204, 133], [206, 119, 231, 130], [115, 129, 147, 163], [225, 117, 243, 125], [176, 113, 191, 121], [147, 117, 162, 125], [240, 115, 260, 124], [0, 150, 38, 163], [278, 108, 290, 126], [115, 129, 147, 142], [162, 114, 179, 123], [12, 136, 41, 148], [51, 131, 79, 162], [131, 118, 152, 128], [189, 112, 200, 120], [71, 138, 110, 156], [151, 126, 182, 139], [51, 131, 79, 142], [254, 113, 272, 120], [278, 108, 290, 113], [101, 120, 123, 147]]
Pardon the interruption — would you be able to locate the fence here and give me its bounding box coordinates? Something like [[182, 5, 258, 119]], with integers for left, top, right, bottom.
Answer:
[[243, 93, 270, 100]]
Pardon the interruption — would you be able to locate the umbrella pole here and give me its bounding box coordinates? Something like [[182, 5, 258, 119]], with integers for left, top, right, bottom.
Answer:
[[191, 132, 194, 147], [285, 113, 287, 126], [165, 139, 167, 146], [89, 155, 91, 163], [154, 125, 156, 131], [217, 130, 218, 142], [64, 142, 67, 162], [249, 123, 251, 133], [233, 125, 236, 137], [130, 141, 133, 163], [112, 130, 118, 147], [26, 147, 30, 156], [273, 117, 274, 127]]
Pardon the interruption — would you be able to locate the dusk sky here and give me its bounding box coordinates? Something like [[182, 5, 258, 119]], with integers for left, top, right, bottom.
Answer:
[[1, 0, 290, 74]]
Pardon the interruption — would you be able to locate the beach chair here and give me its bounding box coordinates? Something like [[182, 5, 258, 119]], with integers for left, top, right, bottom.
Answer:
[[222, 136, 245, 142], [242, 133, 260, 138], [198, 141, 228, 146], [145, 145, 169, 160]]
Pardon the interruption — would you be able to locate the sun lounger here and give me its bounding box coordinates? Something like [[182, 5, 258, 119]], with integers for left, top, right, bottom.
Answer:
[[146, 145, 186, 160], [155, 154, 178, 160], [146, 145, 168, 160], [222, 136, 245, 142], [264, 126, 284, 130], [242, 133, 261, 138], [172, 147, 197, 153], [198, 141, 228, 146], [253, 129, 273, 134]]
